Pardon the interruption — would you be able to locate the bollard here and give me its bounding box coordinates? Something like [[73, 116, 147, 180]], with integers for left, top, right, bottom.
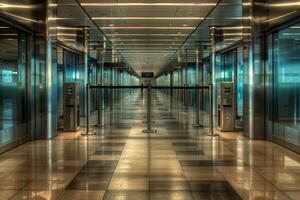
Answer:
[[208, 84, 218, 137], [82, 83, 94, 135], [95, 84, 103, 127], [143, 84, 157, 133], [194, 85, 203, 127]]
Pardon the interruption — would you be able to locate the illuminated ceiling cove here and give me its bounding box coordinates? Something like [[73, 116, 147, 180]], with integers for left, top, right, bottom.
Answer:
[[55, 0, 245, 75]]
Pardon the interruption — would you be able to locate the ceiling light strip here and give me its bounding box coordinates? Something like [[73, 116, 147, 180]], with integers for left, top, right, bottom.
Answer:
[[100, 26, 195, 30], [81, 2, 216, 6], [92, 17, 204, 20], [106, 34, 188, 36]]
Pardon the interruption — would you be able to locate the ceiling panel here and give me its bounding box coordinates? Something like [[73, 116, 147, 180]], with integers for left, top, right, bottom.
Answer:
[[56, 0, 244, 75]]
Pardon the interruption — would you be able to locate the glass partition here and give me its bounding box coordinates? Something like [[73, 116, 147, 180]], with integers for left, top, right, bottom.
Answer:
[[0, 22, 27, 145], [270, 22, 300, 147], [236, 46, 244, 128]]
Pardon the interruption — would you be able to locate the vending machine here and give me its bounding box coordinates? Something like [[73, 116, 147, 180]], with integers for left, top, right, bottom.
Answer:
[[217, 82, 235, 131], [63, 82, 80, 132]]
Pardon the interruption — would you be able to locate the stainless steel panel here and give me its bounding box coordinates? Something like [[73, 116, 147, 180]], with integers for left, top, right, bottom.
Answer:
[[44, 0, 58, 139], [242, 0, 266, 139], [63, 82, 80, 131], [217, 82, 235, 131]]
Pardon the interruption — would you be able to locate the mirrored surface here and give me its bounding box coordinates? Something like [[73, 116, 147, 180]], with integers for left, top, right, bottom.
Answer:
[[271, 22, 300, 146], [0, 20, 27, 145]]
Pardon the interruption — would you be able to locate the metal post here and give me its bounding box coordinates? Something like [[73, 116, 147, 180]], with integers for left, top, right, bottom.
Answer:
[[143, 84, 157, 133], [147, 84, 151, 131], [209, 84, 218, 137], [82, 83, 94, 135], [95, 84, 103, 127], [194, 85, 202, 127]]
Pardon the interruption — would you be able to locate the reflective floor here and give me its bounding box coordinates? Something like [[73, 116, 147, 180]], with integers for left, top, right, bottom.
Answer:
[[0, 91, 300, 200]]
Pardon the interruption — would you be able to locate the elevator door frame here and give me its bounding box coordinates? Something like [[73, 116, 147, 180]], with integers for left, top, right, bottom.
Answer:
[[57, 43, 83, 130], [216, 43, 244, 131]]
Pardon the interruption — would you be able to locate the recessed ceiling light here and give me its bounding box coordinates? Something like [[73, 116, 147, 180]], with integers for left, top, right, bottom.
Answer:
[[109, 24, 115, 27]]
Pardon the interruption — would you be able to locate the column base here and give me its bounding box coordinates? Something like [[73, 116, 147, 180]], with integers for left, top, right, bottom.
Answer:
[[94, 124, 104, 127], [142, 129, 157, 133], [81, 130, 95, 136], [193, 123, 204, 127], [206, 132, 220, 137]]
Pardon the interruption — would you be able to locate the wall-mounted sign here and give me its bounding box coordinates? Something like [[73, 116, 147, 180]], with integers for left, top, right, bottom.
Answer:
[[141, 72, 154, 78]]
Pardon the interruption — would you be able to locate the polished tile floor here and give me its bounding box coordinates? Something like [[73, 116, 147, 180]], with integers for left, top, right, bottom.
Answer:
[[1, 91, 300, 199]]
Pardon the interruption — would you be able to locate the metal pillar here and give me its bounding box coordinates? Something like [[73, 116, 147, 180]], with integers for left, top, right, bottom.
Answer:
[[44, 0, 58, 139], [193, 85, 203, 127], [82, 84, 94, 135], [208, 84, 218, 137], [95, 84, 103, 127], [143, 84, 157, 133]]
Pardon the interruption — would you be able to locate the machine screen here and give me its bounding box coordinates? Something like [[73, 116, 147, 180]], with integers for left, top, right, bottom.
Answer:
[[66, 88, 73, 95], [224, 87, 230, 94]]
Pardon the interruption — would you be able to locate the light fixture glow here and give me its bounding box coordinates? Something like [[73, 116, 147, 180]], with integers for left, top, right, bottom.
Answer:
[[101, 26, 194, 30], [106, 33, 188, 36], [4, 12, 41, 23], [49, 26, 83, 30], [92, 17, 204, 20], [81, 2, 216, 6], [0, 3, 34, 9], [268, 2, 300, 7]]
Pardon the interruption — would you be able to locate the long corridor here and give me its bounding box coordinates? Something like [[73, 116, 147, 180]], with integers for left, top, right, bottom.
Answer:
[[0, 91, 300, 200]]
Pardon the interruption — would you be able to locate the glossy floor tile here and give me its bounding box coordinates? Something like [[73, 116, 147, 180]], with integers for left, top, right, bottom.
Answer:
[[0, 91, 299, 200]]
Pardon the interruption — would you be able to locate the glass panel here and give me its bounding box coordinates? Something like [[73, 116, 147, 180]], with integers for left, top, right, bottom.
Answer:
[[224, 51, 234, 82], [89, 58, 97, 111], [0, 22, 27, 144], [57, 47, 64, 129], [64, 50, 76, 82], [236, 46, 244, 128], [273, 23, 300, 146], [187, 65, 196, 105], [202, 58, 211, 112]]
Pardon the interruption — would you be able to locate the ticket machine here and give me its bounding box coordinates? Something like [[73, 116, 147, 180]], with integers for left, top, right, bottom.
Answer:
[[217, 82, 235, 131], [63, 82, 80, 131]]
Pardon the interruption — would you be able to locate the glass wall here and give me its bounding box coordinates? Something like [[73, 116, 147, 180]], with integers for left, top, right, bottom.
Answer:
[[236, 47, 244, 128], [202, 57, 211, 111], [0, 22, 27, 145], [187, 64, 196, 105], [89, 58, 98, 111], [268, 22, 300, 147]]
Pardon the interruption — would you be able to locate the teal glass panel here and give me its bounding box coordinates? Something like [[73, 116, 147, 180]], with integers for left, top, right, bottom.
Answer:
[[273, 23, 300, 146], [0, 24, 27, 144], [236, 47, 244, 127], [224, 51, 234, 82], [63, 50, 76, 82]]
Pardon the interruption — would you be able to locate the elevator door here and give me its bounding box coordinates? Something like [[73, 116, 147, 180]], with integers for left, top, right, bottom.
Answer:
[[0, 22, 27, 146]]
